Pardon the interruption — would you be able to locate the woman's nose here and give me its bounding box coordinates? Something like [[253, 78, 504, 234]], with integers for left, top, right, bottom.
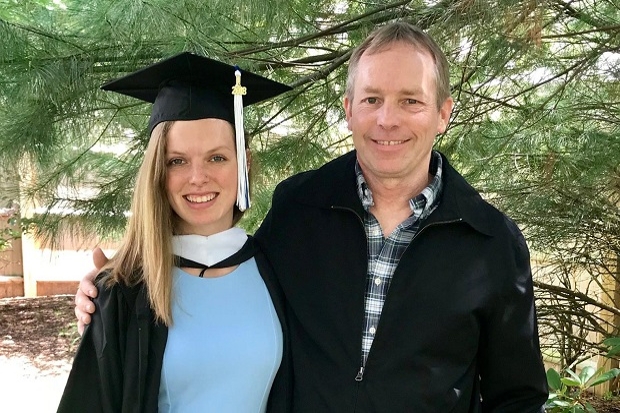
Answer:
[[189, 163, 210, 184]]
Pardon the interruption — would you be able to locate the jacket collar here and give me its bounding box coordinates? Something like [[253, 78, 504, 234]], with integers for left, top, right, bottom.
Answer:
[[292, 150, 494, 237], [292, 151, 364, 216], [427, 153, 494, 236]]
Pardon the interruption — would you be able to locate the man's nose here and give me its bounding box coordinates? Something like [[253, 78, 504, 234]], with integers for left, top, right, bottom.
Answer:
[[376, 101, 401, 129]]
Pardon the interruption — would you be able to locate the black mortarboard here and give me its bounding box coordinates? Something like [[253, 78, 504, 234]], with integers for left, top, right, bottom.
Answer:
[[101, 51, 292, 211], [101, 51, 291, 135]]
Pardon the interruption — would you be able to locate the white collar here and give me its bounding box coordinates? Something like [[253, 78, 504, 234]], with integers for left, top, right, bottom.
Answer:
[[172, 227, 248, 267]]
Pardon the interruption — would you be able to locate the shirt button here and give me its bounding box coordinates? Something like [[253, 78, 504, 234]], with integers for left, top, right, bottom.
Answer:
[[369, 326, 376, 335], [374, 277, 382, 286]]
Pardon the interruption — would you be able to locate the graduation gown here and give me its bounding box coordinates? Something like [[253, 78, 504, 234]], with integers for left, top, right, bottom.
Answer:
[[57, 238, 291, 413]]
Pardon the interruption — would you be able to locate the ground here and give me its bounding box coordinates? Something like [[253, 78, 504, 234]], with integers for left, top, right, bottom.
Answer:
[[0, 295, 78, 367], [0, 295, 78, 412], [1, 296, 620, 412]]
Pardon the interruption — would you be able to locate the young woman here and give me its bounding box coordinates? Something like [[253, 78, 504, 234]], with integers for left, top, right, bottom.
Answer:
[[57, 52, 292, 413]]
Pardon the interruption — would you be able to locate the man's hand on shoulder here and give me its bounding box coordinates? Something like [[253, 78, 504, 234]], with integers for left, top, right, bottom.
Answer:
[[75, 247, 109, 335]]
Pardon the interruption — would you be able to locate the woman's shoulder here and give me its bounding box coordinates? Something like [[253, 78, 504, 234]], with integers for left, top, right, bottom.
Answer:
[[93, 269, 144, 310], [246, 237, 270, 267], [249, 240, 283, 295]]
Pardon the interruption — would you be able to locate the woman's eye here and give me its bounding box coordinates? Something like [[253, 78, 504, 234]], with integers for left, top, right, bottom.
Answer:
[[211, 155, 226, 162], [167, 158, 185, 166]]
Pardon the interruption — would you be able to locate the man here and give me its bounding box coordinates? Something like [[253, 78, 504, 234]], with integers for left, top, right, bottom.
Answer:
[[75, 22, 548, 412]]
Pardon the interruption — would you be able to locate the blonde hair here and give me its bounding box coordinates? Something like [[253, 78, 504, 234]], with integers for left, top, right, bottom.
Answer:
[[104, 120, 251, 326], [105, 121, 175, 325]]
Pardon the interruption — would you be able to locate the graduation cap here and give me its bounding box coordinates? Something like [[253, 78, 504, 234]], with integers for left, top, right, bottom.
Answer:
[[101, 51, 292, 212]]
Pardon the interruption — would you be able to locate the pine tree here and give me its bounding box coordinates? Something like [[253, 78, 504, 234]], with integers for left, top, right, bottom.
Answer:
[[1, 0, 619, 369]]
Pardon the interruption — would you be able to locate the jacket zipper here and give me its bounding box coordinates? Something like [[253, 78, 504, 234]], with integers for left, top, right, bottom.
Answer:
[[333, 205, 464, 383], [331, 205, 370, 384], [355, 366, 364, 381]]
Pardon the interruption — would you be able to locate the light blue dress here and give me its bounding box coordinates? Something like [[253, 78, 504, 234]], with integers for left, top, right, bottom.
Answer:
[[158, 258, 283, 413]]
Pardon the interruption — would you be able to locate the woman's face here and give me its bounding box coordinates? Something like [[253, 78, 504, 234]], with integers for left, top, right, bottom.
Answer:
[[165, 118, 238, 236]]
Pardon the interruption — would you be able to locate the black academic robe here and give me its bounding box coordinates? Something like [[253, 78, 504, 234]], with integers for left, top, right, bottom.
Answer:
[[57, 241, 291, 413]]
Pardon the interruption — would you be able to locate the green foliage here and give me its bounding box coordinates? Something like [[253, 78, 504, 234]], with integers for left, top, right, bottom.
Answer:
[[0, 215, 21, 252], [546, 366, 620, 412], [0, 3, 619, 370], [603, 337, 620, 358], [0, 0, 403, 240]]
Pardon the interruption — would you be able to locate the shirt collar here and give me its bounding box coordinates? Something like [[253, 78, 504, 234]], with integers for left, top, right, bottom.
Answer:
[[172, 227, 248, 267], [355, 150, 443, 216]]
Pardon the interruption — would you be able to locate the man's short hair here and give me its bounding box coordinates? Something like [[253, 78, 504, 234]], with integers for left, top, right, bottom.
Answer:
[[346, 21, 451, 109]]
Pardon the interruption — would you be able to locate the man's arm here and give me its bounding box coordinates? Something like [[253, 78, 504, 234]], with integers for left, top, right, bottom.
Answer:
[[75, 247, 109, 335], [479, 225, 548, 412]]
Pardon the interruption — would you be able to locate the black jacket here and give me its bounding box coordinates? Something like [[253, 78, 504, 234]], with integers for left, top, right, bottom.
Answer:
[[57, 241, 291, 413], [256, 151, 548, 412]]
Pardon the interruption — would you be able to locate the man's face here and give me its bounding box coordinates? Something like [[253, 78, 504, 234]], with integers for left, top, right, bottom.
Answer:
[[344, 42, 453, 187]]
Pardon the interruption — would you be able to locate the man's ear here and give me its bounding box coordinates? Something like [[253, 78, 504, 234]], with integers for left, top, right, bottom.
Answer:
[[343, 95, 353, 131], [437, 97, 454, 134]]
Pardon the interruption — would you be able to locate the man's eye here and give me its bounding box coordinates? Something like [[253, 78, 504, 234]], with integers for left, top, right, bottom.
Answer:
[[405, 99, 418, 104], [364, 97, 377, 104]]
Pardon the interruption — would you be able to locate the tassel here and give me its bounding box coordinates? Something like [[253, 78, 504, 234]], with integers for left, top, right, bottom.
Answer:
[[232, 67, 249, 211]]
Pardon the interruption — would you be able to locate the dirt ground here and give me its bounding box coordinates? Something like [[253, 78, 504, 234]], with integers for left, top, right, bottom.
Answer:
[[0, 295, 78, 412], [2, 295, 620, 412]]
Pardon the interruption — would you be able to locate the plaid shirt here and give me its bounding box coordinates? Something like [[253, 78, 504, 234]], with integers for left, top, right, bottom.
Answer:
[[355, 151, 443, 368]]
